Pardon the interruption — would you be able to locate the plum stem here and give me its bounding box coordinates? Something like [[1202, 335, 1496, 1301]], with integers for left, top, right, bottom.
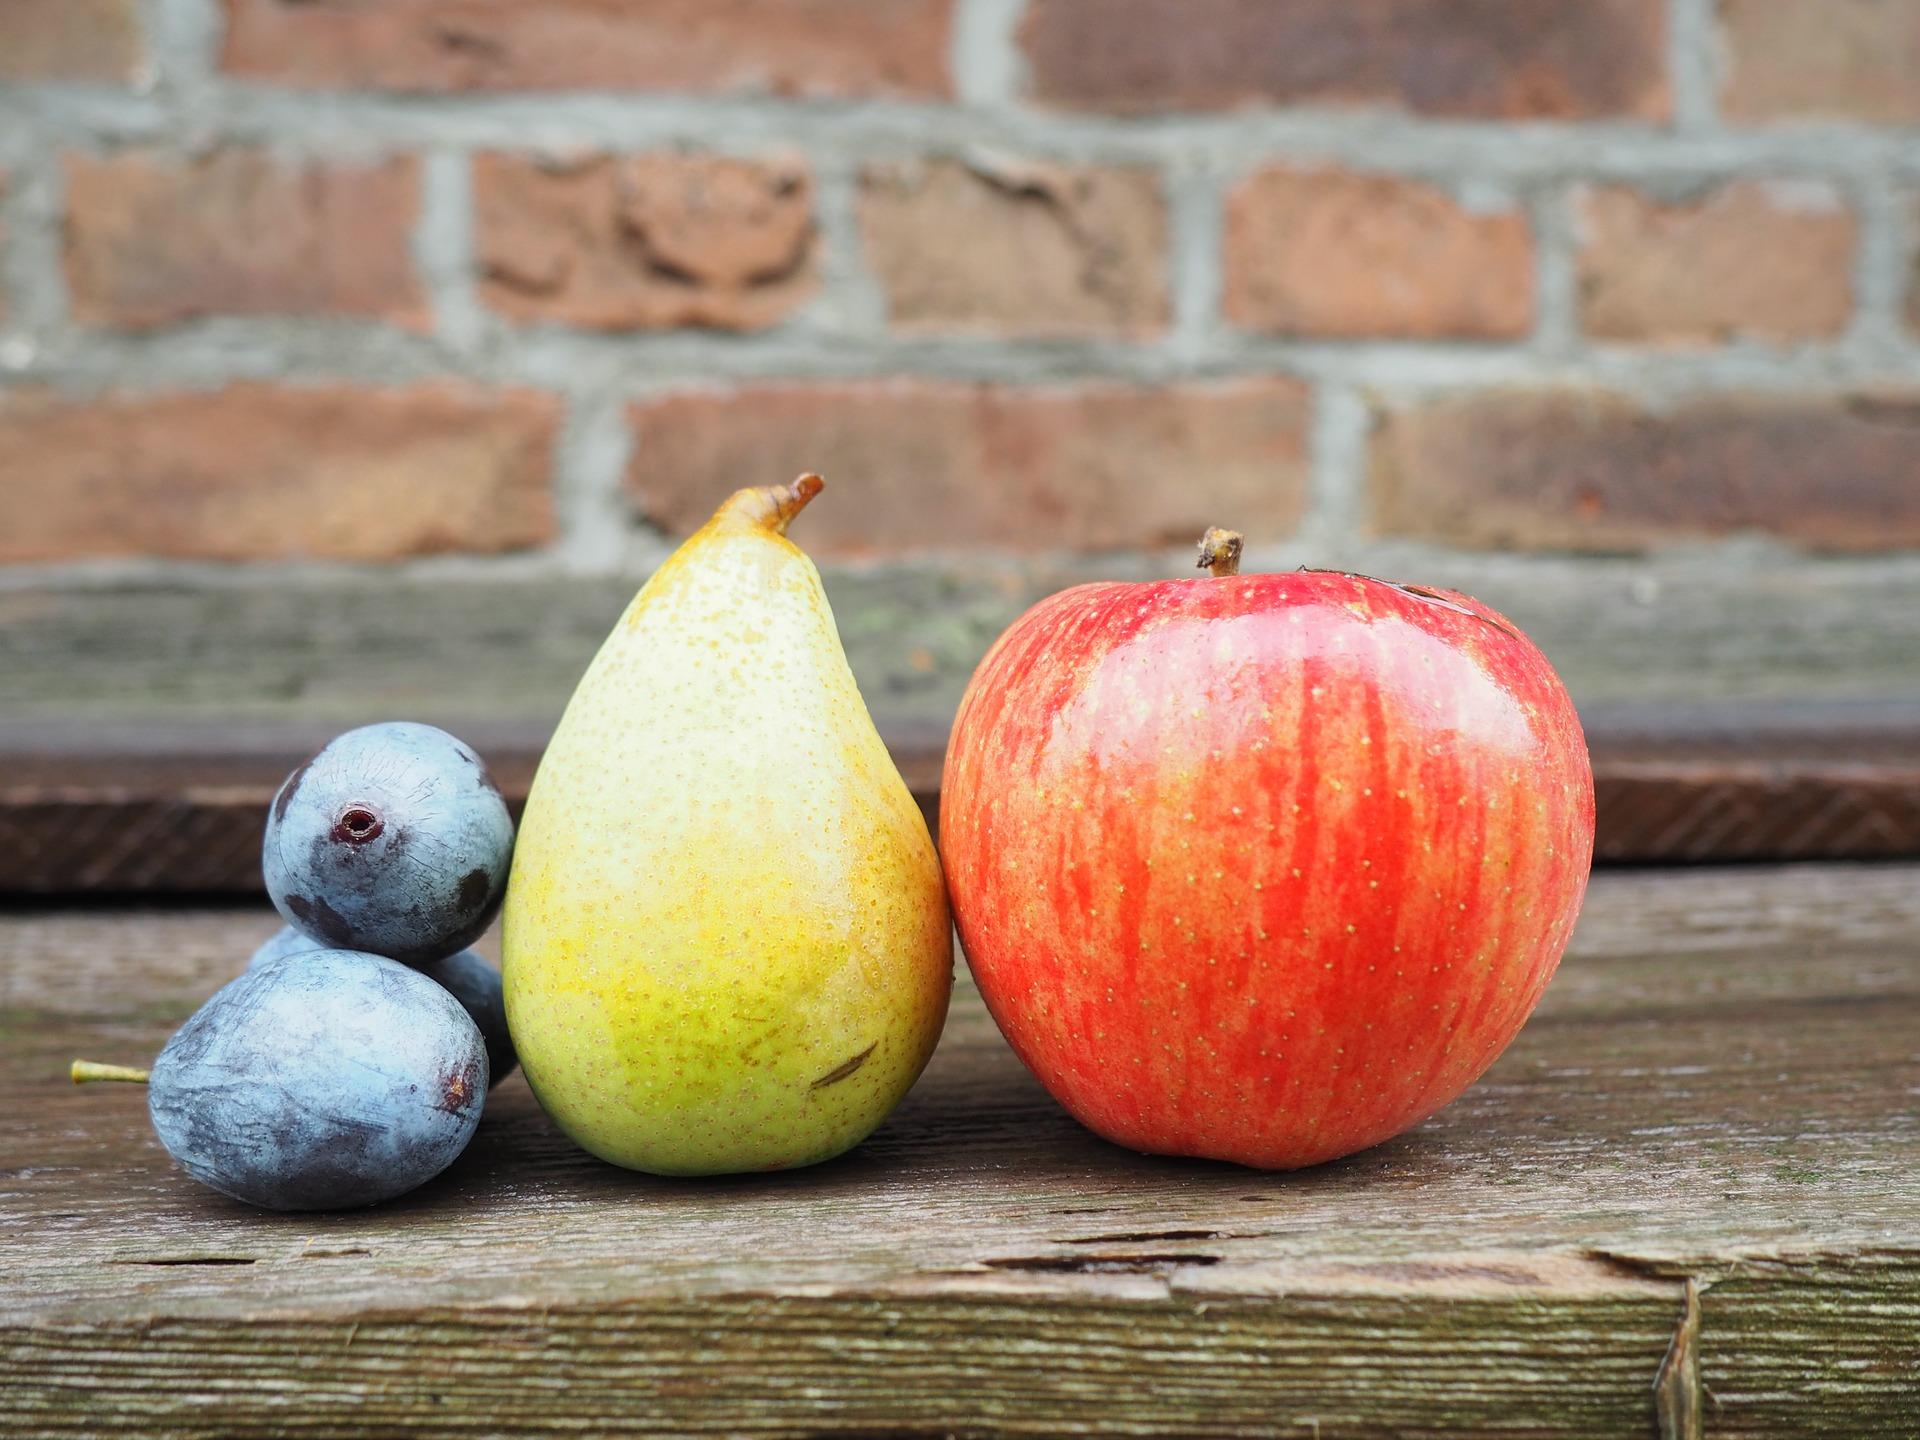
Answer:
[[71, 1060, 150, 1085], [1197, 527, 1244, 577], [714, 474, 825, 536]]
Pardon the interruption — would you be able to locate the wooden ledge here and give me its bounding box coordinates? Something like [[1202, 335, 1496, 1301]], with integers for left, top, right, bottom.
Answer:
[[5, 560, 1918, 888], [3, 701, 1920, 891]]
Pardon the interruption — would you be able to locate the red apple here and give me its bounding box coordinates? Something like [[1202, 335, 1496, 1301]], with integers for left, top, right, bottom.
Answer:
[[940, 531, 1594, 1170]]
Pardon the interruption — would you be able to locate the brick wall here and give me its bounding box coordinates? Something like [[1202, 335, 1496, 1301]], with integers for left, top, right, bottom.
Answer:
[[2, 0, 1919, 582]]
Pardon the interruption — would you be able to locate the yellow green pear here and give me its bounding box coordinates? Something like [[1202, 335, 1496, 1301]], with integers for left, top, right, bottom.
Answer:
[[502, 476, 951, 1175]]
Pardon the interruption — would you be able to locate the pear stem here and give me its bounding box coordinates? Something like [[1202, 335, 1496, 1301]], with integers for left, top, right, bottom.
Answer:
[[1197, 527, 1244, 578], [71, 1060, 150, 1085], [714, 474, 825, 536]]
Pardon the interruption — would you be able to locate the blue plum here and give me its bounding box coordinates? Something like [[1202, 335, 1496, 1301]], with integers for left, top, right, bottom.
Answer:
[[246, 924, 326, 968], [418, 946, 517, 1085], [248, 925, 517, 1084], [264, 722, 514, 965], [149, 951, 488, 1210]]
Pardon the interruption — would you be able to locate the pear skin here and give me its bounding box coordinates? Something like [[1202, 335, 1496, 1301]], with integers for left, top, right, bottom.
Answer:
[[502, 477, 951, 1175]]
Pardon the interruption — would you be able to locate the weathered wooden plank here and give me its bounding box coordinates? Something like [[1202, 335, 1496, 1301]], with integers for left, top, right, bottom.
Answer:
[[0, 721, 938, 893], [2, 865, 1916, 1435], [4, 700, 1920, 892], [5, 559, 1919, 885], [4, 556, 1918, 728], [1586, 701, 1920, 860], [0, 1292, 1690, 1438]]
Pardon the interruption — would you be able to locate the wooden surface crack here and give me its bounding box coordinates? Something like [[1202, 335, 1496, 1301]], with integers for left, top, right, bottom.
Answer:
[[1654, 1277, 1705, 1440]]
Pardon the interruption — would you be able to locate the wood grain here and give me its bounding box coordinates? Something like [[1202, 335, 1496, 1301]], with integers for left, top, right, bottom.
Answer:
[[5, 559, 1919, 886], [6, 557, 1918, 727], [4, 701, 1920, 893], [3, 864, 1916, 1435]]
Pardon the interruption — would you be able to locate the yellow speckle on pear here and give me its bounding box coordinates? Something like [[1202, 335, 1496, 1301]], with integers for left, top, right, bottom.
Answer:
[[501, 476, 952, 1175]]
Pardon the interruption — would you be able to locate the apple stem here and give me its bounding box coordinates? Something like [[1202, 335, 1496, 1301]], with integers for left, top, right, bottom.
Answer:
[[71, 1060, 151, 1085], [1197, 527, 1244, 578], [715, 474, 825, 537]]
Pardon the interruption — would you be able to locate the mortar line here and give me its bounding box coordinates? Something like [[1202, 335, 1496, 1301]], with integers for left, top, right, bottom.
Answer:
[[1889, 185, 1919, 353], [415, 148, 484, 354], [144, 0, 221, 95], [133, 0, 167, 95], [0, 148, 70, 342], [1666, 0, 1720, 133], [11, 321, 1920, 395], [952, 0, 1028, 109], [15, 527, 1920, 594], [6, 88, 1920, 177], [1167, 158, 1225, 363], [551, 385, 654, 577], [0, 167, 37, 365], [1530, 179, 1582, 358], [1846, 170, 1911, 358], [1294, 381, 1371, 557], [806, 144, 889, 343]]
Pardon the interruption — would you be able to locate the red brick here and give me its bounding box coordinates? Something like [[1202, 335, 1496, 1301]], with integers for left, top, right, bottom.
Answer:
[[1720, 0, 1920, 123], [0, 384, 558, 563], [0, 0, 142, 82], [629, 379, 1310, 555], [1371, 390, 1920, 552], [1021, 0, 1667, 119], [475, 152, 817, 332], [859, 156, 1168, 338], [64, 150, 426, 331], [220, 0, 952, 97], [1224, 168, 1533, 340], [1575, 181, 1855, 346]]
